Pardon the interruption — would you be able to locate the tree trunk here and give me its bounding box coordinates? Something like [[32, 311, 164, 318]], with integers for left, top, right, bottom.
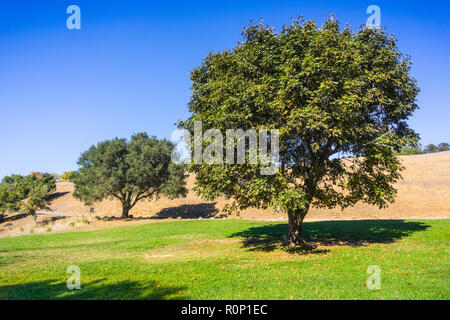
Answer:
[[121, 202, 130, 219], [285, 210, 306, 247]]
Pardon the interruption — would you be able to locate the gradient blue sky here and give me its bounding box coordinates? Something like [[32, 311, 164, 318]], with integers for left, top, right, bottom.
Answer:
[[1, 0, 449, 179]]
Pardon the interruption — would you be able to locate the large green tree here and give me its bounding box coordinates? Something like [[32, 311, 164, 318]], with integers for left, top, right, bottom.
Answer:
[[73, 133, 187, 218], [181, 17, 419, 246]]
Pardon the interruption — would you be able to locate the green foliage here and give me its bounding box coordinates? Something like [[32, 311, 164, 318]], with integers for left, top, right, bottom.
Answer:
[[21, 183, 53, 221], [181, 17, 419, 244], [0, 173, 56, 219], [61, 171, 75, 181], [424, 144, 439, 154], [438, 142, 449, 152], [73, 132, 188, 218], [423, 142, 450, 154], [395, 142, 449, 155], [395, 145, 422, 155], [0, 184, 20, 216]]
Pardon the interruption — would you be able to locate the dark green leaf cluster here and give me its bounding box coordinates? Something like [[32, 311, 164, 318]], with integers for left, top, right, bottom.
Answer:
[[73, 132, 187, 217], [0, 173, 56, 217]]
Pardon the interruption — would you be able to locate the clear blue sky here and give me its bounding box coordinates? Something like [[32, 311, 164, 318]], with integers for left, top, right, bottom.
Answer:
[[1, 0, 449, 179]]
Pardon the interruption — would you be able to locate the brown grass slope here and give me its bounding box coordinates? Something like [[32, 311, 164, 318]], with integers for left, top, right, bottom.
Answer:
[[49, 151, 450, 220]]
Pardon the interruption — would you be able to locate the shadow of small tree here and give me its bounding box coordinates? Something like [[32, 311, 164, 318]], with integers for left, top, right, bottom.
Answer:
[[0, 279, 187, 300], [152, 203, 225, 219], [230, 220, 430, 254], [0, 213, 28, 224], [47, 191, 70, 201], [37, 216, 66, 227], [96, 203, 224, 221]]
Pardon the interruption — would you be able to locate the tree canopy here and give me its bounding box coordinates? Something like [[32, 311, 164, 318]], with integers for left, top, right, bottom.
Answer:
[[0, 173, 56, 221], [73, 132, 187, 218], [181, 17, 419, 245], [438, 143, 450, 152]]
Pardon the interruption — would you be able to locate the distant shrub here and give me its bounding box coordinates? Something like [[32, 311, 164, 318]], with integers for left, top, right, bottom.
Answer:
[[395, 146, 422, 155], [438, 142, 449, 152], [61, 171, 75, 181], [424, 144, 439, 154], [396, 142, 449, 156]]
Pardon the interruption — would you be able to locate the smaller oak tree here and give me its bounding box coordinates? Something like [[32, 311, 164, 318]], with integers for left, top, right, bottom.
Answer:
[[21, 183, 53, 224], [0, 173, 56, 223], [438, 143, 449, 152], [424, 144, 439, 154], [73, 133, 187, 218]]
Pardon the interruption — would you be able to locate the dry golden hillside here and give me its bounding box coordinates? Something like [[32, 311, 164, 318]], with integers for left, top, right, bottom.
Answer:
[[49, 151, 450, 221]]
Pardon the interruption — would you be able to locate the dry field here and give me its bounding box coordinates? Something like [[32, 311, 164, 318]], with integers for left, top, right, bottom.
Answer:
[[1, 151, 449, 237], [45, 151, 450, 220]]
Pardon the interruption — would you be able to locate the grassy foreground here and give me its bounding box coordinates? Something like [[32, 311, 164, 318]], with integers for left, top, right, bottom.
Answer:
[[0, 219, 448, 300]]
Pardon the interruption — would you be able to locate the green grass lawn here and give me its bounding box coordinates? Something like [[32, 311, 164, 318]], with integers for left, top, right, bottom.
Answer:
[[0, 219, 448, 300]]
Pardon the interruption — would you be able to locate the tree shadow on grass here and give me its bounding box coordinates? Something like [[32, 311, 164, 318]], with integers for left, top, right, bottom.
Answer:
[[0, 279, 187, 300], [230, 220, 430, 254]]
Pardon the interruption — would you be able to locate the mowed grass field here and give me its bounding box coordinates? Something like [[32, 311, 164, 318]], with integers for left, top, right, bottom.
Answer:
[[0, 219, 448, 300]]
